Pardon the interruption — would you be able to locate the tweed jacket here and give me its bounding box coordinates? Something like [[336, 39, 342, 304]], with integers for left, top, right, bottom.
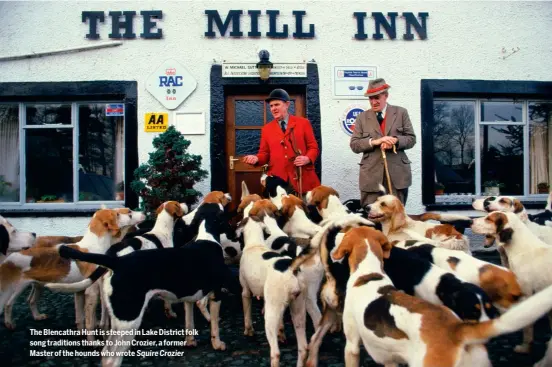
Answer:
[[349, 104, 416, 192], [256, 115, 321, 192]]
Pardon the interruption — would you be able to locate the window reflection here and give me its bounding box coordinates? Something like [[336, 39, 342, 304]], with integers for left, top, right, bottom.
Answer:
[[480, 125, 523, 195], [433, 101, 476, 196]]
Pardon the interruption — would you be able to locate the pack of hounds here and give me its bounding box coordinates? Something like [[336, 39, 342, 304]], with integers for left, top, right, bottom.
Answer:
[[2, 175, 552, 367]]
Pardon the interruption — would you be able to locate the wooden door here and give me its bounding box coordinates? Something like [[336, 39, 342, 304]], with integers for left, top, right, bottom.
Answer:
[[225, 94, 305, 211]]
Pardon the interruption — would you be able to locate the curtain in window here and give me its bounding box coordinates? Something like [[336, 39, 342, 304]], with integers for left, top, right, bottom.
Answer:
[[0, 106, 19, 201], [530, 106, 552, 194]]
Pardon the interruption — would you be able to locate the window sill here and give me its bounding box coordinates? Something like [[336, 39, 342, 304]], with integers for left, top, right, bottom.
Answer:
[[0, 202, 126, 217], [425, 201, 547, 211]]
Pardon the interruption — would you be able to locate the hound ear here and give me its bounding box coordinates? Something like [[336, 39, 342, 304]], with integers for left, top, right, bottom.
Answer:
[[105, 212, 121, 237], [174, 202, 185, 218], [381, 240, 393, 259], [241, 181, 250, 200], [332, 239, 353, 262], [498, 228, 513, 243]]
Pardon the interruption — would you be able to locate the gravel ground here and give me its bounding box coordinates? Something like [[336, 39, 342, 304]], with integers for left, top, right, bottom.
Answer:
[[1, 233, 551, 367]]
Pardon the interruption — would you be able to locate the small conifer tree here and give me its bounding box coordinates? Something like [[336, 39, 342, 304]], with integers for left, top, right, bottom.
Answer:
[[131, 125, 208, 219]]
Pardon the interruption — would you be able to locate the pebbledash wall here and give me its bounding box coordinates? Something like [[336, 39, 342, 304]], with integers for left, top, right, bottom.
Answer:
[[1, 1, 551, 235]]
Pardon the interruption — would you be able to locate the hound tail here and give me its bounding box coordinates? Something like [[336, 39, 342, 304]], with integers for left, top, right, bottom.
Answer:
[[43, 246, 118, 293], [288, 214, 374, 274], [45, 266, 107, 293], [458, 284, 552, 345], [409, 212, 472, 223]]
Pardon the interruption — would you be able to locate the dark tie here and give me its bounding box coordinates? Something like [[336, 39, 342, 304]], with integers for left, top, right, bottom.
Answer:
[[280, 120, 287, 133], [376, 112, 384, 125]]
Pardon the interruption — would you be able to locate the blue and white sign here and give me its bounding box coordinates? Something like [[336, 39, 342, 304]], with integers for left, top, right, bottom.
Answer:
[[332, 65, 377, 99], [146, 59, 198, 110], [341, 105, 366, 136]]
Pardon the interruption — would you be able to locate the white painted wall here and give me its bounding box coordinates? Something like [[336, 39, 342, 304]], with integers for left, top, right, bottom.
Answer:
[[1, 1, 551, 235]]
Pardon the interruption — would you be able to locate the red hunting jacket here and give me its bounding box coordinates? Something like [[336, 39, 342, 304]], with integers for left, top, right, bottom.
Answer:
[[256, 115, 321, 193]]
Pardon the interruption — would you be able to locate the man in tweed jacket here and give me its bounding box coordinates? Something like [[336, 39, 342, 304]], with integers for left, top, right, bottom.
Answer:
[[350, 78, 416, 206]]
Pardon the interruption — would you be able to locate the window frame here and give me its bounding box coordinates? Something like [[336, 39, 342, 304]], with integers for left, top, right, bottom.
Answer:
[[0, 81, 138, 216], [421, 79, 552, 210]]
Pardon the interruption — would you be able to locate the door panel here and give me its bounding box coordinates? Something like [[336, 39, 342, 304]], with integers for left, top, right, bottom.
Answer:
[[225, 94, 305, 211]]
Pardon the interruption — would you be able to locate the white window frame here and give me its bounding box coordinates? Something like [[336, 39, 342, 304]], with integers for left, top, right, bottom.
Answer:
[[0, 101, 125, 210], [435, 97, 550, 202]]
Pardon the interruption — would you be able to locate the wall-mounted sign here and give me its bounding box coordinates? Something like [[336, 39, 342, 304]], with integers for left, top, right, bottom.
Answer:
[[222, 63, 306, 78], [146, 59, 197, 110], [82, 10, 429, 41], [174, 111, 206, 135], [341, 105, 366, 136], [106, 103, 124, 116], [144, 112, 168, 132], [332, 66, 377, 99]]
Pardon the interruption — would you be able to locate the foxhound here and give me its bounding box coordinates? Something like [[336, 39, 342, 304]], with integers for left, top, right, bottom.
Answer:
[[366, 194, 471, 253], [472, 211, 552, 360], [333, 224, 552, 367], [58, 203, 241, 367], [393, 234, 522, 312], [45, 201, 184, 340], [0, 215, 36, 259], [472, 195, 552, 245], [0, 208, 143, 329], [306, 214, 376, 367], [384, 246, 500, 322], [238, 211, 319, 367]]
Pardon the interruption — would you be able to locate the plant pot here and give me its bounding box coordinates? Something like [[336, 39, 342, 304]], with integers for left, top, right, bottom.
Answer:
[[538, 187, 549, 194], [37, 199, 66, 203], [484, 187, 500, 196], [435, 189, 445, 196]]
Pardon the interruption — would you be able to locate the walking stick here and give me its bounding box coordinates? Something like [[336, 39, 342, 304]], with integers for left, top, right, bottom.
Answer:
[[297, 150, 303, 198], [380, 145, 397, 195]]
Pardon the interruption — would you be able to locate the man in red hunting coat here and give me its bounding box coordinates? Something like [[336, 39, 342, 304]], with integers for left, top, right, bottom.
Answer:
[[243, 88, 320, 195]]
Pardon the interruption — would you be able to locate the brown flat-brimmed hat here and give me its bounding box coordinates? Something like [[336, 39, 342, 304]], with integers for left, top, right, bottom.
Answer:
[[364, 78, 391, 97]]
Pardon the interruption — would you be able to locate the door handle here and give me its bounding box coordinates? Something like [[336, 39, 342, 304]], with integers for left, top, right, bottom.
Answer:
[[229, 156, 240, 170]]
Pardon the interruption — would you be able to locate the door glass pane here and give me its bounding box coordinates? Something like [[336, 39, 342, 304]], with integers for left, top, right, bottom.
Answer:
[[433, 101, 476, 198], [529, 102, 552, 194], [480, 124, 523, 195], [266, 100, 296, 120], [0, 104, 20, 202], [236, 130, 261, 155], [235, 100, 264, 126], [26, 104, 72, 125], [78, 104, 125, 201], [481, 101, 523, 123], [26, 128, 73, 203]]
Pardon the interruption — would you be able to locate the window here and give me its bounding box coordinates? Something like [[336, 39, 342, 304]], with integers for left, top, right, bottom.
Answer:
[[421, 80, 552, 208], [0, 82, 137, 213]]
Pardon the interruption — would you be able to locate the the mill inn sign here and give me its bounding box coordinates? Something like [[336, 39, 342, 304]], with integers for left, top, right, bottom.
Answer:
[[81, 10, 429, 40]]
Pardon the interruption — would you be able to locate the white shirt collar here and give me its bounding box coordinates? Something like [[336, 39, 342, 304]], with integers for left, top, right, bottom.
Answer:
[[380, 104, 388, 118]]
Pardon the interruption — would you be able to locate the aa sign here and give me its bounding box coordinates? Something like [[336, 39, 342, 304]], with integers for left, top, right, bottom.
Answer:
[[144, 113, 169, 132]]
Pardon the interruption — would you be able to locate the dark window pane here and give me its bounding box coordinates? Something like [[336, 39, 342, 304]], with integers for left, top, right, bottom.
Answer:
[[481, 101, 523, 123], [26, 129, 73, 203], [0, 104, 20, 202], [529, 102, 552, 194], [236, 130, 261, 155], [480, 124, 523, 195], [78, 104, 125, 201], [433, 101, 476, 198], [26, 104, 72, 125], [266, 100, 296, 121], [235, 101, 264, 126]]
